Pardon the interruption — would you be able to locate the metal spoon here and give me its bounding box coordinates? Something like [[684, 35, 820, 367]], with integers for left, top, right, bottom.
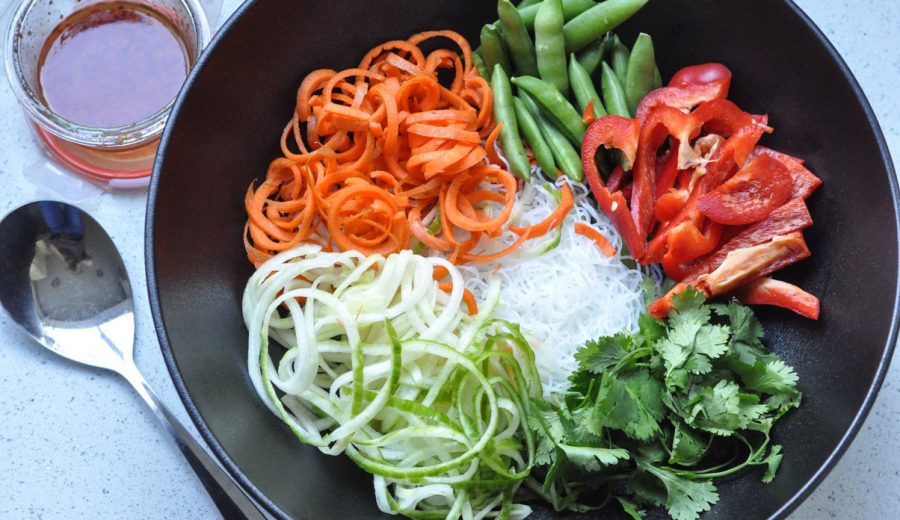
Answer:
[[0, 201, 265, 520]]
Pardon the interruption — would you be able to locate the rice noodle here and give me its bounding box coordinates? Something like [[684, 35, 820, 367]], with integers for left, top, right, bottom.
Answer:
[[458, 175, 653, 395]]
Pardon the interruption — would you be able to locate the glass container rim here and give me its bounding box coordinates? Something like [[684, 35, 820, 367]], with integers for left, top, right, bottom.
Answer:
[[4, 0, 212, 150]]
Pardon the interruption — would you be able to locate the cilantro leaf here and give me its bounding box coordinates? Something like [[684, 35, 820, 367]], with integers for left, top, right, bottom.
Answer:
[[683, 381, 767, 435], [656, 293, 732, 389], [638, 313, 666, 345], [692, 324, 730, 362], [528, 399, 565, 465], [714, 300, 764, 346], [594, 370, 665, 441], [560, 445, 630, 472], [738, 358, 799, 395], [574, 335, 630, 375], [628, 468, 667, 508], [616, 497, 644, 520], [672, 288, 709, 322], [761, 445, 784, 483], [641, 463, 720, 520], [670, 421, 708, 466]]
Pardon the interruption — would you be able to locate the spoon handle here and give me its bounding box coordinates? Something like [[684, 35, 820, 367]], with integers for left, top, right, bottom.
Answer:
[[119, 362, 267, 520]]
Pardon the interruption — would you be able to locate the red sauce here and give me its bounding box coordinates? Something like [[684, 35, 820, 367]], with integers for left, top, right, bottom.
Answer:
[[37, 2, 188, 128]]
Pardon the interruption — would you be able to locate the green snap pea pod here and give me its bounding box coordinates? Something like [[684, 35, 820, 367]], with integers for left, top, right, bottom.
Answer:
[[653, 65, 663, 89], [569, 53, 606, 118], [512, 97, 557, 176], [519, 92, 584, 181], [535, 0, 570, 96], [609, 34, 630, 87], [491, 66, 532, 179], [518, 0, 542, 8], [512, 75, 586, 145], [624, 32, 657, 114], [574, 36, 606, 75], [480, 24, 511, 76], [563, 0, 649, 53], [518, 0, 597, 30], [600, 61, 631, 117], [472, 50, 489, 79], [497, 0, 539, 77]]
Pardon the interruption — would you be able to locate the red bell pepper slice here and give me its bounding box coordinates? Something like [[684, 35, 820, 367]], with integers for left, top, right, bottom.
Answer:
[[650, 232, 811, 317], [691, 99, 759, 137], [633, 106, 702, 237], [649, 282, 689, 318], [666, 219, 724, 264], [749, 146, 823, 200], [636, 63, 732, 123], [699, 119, 773, 191], [669, 63, 733, 92], [661, 253, 690, 281], [695, 154, 794, 225], [582, 116, 641, 171], [607, 164, 626, 192], [582, 116, 645, 258], [681, 198, 814, 284], [655, 189, 689, 222], [735, 277, 820, 320], [635, 82, 730, 123], [699, 232, 810, 294], [654, 143, 680, 198], [596, 189, 644, 259], [644, 121, 773, 263]]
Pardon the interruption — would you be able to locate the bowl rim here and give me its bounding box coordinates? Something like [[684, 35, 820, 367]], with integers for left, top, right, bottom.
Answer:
[[145, 1, 900, 519]]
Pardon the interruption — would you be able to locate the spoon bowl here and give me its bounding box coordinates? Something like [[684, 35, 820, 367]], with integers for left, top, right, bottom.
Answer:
[[0, 201, 134, 372], [0, 201, 265, 520]]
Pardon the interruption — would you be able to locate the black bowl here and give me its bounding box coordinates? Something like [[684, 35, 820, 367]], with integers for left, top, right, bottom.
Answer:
[[147, 0, 899, 518]]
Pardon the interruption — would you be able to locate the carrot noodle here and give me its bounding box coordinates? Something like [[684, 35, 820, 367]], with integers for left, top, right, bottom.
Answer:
[[574, 222, 617, 257], [244, 31, 570, 267]]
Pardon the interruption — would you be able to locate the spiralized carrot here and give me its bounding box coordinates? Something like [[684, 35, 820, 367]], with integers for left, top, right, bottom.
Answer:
[[574, 222, 617, 257], [244, 30, 571, 267]]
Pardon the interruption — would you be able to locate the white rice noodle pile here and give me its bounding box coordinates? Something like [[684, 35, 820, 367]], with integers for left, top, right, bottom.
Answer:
[[458, 176, 649, 395]]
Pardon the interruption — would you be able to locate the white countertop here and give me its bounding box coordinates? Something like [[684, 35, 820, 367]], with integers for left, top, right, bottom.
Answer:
[[0, 0, 897, 518]]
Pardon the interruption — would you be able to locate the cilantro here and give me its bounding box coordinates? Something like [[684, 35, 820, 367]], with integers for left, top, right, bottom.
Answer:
[[641, 462, 719, 520], [594, 370, 665, 441], [574, 335, 630, 375], [761, 444, 784, 483], [526, 289, 802, 520]]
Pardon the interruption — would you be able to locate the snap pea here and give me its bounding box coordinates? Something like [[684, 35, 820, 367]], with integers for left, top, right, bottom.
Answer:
[[491, 66, 532, 179], [653, 65, 663, 89], [472, 50, 489, 79], [609, 34, 630, 87], [569, 53, 606, 119], [480, 24, 511, 76], [498, 0, 539, 77], [574, 35, 606, 76], [563, 0, 649, 52], [625, 32, 657, 114], [518, 0, 597, 30], [535, 0, 570, 96], [512, 96, 557, 176], [519, 91, 584, 181], [512, 75, 586, 145], [518, 0, 542, 7], [600, 61, 631, 117]]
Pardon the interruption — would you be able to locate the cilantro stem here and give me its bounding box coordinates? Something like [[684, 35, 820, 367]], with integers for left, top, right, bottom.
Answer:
[[667, 432, 771, 479]]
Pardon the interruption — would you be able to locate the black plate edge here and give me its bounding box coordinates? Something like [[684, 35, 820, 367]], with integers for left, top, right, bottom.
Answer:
[[145, 1, 293, 518], [766, 1, 900, 518], [143, 1, 900, 519]]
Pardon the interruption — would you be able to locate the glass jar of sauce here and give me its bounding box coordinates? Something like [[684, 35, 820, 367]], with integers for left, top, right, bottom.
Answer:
[[5, 0, 211, 190]]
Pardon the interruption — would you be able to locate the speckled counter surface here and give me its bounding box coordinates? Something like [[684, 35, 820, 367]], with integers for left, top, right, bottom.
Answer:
[[0, 0, 897, 518]]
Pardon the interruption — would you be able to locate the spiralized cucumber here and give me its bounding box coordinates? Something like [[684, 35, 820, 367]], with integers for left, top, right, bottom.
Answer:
[[243, 246, 541, 519]]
